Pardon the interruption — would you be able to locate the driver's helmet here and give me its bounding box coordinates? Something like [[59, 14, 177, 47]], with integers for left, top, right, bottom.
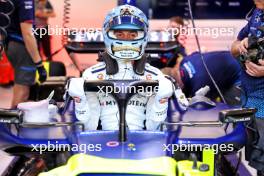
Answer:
[[102, 5, 149, 60]]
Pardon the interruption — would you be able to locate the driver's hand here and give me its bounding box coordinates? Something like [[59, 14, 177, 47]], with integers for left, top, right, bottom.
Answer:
[[68, 78, 86, 103], [155, 77, 174, 105]]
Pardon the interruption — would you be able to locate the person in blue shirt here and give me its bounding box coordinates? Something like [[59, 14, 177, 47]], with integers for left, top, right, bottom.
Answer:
[[231, 0, 264, 174], [6, 0, 47, 108], [168, 51, 241, 105]]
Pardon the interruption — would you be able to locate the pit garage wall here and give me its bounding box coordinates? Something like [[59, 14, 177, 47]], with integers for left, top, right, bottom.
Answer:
[[150, 19, 247, 54], [48, 0, 247, 76], [48, 0, 117, 76]]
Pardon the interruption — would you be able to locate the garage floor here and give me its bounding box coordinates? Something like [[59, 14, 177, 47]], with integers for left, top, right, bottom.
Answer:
[[0, 85, 257, 175]]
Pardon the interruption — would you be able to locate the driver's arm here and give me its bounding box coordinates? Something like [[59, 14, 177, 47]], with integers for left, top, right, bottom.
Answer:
[[74, 91, 100, 130], [145, 95, 169, 130], [145, 75, 173, 130], [68, 69, 100, 130]]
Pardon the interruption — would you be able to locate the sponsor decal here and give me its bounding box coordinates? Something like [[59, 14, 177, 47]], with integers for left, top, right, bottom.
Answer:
[[183, 61, 196, 79], [106, 141, 119, 147], [100, 100, 146, 107], [159, 98, 168, 104], [100, 100, 116, 106], [127, 143, 136, 151], [156, 109, 167, 116], [24, 1, 33, 9], [97, 73, 104, 80], [146, 74, 152, 80]]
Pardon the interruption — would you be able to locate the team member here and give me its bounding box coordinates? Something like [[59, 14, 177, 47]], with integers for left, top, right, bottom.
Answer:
[[68, 5, 188, 130], [169, 51, 241, 104], [150, 16, 187, 70], [0, 30, 4, 59], [231, 0, 264, 174], [6, 0, 47, 108], [35, 0, 56, 60]]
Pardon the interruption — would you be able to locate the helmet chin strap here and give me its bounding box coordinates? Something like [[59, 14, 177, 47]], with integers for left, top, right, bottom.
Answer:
[[118, 59, 132, 63], [133, 54, 149, 75]]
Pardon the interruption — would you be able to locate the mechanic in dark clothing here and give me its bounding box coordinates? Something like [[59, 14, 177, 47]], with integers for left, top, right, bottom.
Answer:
[[6, 0, 47, 108], [35, 0, 56, 60], [150, 16, 187, 69], [0, 30, 4, 59], [231, 1, 264, 174], [169, 51, 241, 103]]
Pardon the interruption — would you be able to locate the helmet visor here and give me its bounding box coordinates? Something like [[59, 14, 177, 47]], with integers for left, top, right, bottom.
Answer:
[[108, 29, 145, 41]]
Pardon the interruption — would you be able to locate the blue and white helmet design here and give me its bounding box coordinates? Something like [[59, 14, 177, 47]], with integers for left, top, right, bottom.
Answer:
[[103, 5, 149, 60]]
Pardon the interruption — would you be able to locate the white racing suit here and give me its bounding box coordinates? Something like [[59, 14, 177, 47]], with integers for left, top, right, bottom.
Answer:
[[69, 59, 187, 130]]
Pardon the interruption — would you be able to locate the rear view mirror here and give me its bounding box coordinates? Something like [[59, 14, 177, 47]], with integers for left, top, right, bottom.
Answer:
[[0, 109, 23, 124], [219, 108, 257, 123]]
